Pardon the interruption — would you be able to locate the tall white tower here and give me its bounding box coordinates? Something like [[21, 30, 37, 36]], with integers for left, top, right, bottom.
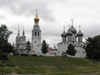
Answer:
[[32, 10, 41, 55]]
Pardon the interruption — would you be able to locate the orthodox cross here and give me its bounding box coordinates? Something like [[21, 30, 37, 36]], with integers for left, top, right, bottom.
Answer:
[[79, 25, 81, 31], [68, 25, 70, 28], [36, 9, 38, 14], [63, 26, 65, 32], [71, 19, 74, 25]]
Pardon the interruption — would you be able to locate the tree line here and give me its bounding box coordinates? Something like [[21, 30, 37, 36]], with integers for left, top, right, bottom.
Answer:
[[0, 24, 13, 60]]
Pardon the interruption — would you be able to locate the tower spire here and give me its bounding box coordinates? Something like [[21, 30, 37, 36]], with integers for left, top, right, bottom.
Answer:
[[18, 23, 20, 36], [22, 27, 25, 36]]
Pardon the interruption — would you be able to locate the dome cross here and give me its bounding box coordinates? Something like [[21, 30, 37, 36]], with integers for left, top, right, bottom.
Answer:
[[71, 19, 74, 26], [79, 25, 81, 31], [63, 26, 65, 32]]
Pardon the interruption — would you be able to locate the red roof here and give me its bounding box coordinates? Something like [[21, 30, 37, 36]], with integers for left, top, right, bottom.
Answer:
[[48, 47, 52, 51]]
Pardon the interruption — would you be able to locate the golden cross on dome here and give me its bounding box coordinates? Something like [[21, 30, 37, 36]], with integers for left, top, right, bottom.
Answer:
[[36, 9, 38, 14]]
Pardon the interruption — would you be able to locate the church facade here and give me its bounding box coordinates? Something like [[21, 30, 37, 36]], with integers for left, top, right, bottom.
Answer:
[[57, 20, 86, 57], [15, 11, 42, 55]]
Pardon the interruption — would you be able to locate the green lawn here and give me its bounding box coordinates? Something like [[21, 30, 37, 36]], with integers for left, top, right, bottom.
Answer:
[[0, 55, 100, 75]]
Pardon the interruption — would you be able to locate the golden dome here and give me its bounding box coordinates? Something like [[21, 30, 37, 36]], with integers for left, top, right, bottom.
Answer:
[[34, 10, 39, 22]]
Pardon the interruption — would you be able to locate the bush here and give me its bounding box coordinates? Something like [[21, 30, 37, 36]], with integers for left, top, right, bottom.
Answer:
[[40, 55, 43, 57], [0, 62, 5, 67], [20, 54, 28, 56], [2, 53, 8, 60], [0, 50, 2, 59], [32, 54, 37, 56]]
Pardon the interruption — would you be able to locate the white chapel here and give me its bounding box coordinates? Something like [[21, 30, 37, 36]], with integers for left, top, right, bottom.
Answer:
[[57, 20, 86, 57]]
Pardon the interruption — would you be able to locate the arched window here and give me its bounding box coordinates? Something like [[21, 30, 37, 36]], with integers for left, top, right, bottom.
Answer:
[[35, 31, 36, 36]]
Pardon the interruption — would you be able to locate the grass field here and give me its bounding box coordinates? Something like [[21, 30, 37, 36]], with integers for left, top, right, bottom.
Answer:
[[0, 55, 100, 75]]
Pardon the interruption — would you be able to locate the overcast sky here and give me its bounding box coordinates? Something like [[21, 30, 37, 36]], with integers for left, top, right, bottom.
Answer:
[[0, 0, 100, 48]]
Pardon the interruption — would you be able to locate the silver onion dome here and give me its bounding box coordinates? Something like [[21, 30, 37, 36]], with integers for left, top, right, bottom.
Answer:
[[77, 30, 83, 36], [70, 25, 77, 34], [66, 29, 72, 36], [61, 31, 66, 37]]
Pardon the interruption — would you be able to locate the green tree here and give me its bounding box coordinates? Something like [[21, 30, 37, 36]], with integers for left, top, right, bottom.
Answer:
[[67, 44, 76, 56], [0, 49, 2, 59], [26, 41, 31, 54], [0, 24, 12, 53], [85, 35, 100, 60], [41, 40, 48, 55]]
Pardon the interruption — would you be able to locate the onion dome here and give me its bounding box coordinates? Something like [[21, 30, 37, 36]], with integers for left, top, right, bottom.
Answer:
[[77, 30, 83, 36], [66, 29, 72, 36], [70, 25, 77, 34], [61, 31, 66, 37], [34, 11, 39, 22]]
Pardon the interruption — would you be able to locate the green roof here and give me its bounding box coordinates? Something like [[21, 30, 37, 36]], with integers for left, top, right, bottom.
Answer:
[[32, 29, 41, 32]]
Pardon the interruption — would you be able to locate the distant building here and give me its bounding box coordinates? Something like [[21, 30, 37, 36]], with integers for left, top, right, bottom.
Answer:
[[46, 46, 58, 56], [15, 10, 42, 55], [16, 27, 28, 54], [57, 19, 86, 57], [31, 10, 42, 55]]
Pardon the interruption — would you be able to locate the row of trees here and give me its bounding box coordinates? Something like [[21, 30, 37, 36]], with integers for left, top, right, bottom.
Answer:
[[85, 35, 100, 61], [0, 24, 13, 60]]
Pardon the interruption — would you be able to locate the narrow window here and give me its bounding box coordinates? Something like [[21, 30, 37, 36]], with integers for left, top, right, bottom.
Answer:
[[35, 31, 36, 36], [33, 32, 34, 36], [35, 41, 36, 43], [38, 32, 39, 36]]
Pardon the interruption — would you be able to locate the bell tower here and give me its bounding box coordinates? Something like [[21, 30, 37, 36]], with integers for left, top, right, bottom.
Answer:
[[32, 9, 41, 55]]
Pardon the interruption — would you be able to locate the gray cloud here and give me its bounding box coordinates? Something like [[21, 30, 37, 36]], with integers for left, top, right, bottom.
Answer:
[[1, 0, 100, 48], [0, 0, 55, 22], [0, 16, 6, 19]]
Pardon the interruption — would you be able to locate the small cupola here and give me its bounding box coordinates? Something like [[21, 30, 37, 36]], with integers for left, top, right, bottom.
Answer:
[[77, 30, 83, 36], [77, 26, 83, 36], [61, 31, 66, 37]]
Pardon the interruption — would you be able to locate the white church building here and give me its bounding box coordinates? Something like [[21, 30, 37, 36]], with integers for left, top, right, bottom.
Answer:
[[15, 11, 42, 55], [15, 10, 86, 57], [57, 20, 86, 57]]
